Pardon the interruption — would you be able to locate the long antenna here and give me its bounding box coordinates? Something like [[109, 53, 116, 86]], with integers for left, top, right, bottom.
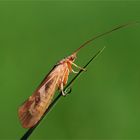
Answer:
[[74, 22, 138, 54]]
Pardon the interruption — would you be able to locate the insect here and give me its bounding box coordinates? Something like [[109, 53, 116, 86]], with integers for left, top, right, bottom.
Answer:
[[18, 23, 135, 128]]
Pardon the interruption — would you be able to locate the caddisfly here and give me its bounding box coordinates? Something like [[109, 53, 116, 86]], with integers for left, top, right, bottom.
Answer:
[[18, 23, 135, 128]]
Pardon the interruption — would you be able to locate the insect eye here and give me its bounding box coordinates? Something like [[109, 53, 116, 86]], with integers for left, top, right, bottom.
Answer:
[[70, 56, 75, 62]]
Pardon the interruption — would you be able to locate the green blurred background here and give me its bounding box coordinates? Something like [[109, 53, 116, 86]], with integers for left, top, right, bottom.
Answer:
[[0, 1, 140, 139]]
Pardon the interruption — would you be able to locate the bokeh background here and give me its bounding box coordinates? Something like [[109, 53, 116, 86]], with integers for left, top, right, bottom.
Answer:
[[0, 1, 140, 139]]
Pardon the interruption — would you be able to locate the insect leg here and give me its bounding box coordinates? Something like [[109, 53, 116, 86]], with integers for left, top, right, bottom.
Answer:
[[72, 69, 79, 74], [60, 83, 67, 96], [60, 69, 68, 96], [71, 62, 86, 72], [64, 87, 72, 94], [61, 85, 72, 96]]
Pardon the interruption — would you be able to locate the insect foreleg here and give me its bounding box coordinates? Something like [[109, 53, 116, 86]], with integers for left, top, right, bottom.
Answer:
[[71, 62, 86, 72], [72, 69, 79, 74]]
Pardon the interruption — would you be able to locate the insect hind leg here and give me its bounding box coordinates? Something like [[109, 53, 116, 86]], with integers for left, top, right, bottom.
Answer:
[[60, 83, 68, 96], [59, 79, 72, 96]]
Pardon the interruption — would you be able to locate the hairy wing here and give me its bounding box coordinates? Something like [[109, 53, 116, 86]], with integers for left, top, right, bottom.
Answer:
[[18, 69, 60, 128]]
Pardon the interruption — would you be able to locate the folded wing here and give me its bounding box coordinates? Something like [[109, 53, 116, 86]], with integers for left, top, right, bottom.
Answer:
[[18, 72, 59, 128]]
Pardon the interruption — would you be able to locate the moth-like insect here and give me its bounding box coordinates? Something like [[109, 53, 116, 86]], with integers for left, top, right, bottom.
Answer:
[[18, 23, 134, 128]]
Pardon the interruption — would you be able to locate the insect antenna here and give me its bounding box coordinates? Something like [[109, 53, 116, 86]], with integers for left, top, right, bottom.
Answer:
[[73, 22, 138, 55]]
